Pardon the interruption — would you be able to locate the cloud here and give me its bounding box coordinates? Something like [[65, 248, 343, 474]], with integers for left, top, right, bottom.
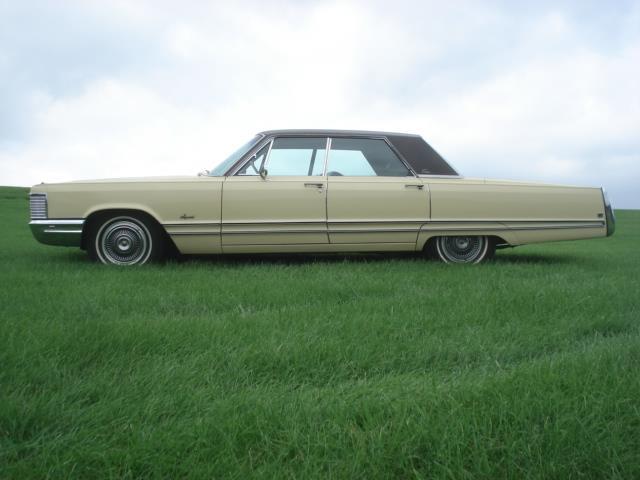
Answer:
[[0, 0, 639, 207]]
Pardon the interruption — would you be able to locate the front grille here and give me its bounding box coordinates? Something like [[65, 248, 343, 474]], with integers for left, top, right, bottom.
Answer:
[[29, 193, 48, 220]]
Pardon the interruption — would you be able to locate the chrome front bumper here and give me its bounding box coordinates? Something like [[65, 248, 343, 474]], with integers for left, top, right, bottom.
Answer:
[[29, 219, 84, 246]]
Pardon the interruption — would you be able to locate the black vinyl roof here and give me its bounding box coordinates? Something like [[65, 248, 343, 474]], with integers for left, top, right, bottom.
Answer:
[[258, 129, 420, 138]]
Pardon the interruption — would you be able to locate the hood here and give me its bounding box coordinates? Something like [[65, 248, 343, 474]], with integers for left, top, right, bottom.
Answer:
[[34, 175, 200, 187]]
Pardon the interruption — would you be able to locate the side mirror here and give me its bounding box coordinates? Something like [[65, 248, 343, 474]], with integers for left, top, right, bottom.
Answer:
[[259, 168, 268, 179], [197, 169, 210, 177]]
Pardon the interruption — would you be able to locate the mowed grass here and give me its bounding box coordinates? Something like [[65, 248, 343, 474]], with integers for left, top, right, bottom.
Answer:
[[1, 185, 639, 479]]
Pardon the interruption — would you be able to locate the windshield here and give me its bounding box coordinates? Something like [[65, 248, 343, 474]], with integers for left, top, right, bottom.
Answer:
[[209, 135, 263, 176]]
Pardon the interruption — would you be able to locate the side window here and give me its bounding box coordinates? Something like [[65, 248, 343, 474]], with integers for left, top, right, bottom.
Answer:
[[236, 143, 269, 176], [266, 137, 327, 176], [326, 149, 375, 176], [327, 138, 411, 177]]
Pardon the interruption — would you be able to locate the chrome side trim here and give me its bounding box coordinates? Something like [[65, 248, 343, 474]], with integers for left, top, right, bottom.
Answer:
[[169, 232, 221, 236], [222, 220, 324, 225], [164, 219, 603, 228], [44, 229, 82, 233], [329, 228, 420, 234], [418, 174, 463, 179], [220, 219, 425, 225], [30, 219, 84, 246], [223, 230, 326, 235], [329, 219, 426, 224], [510, 223, 604, 231], [163, 219, 605, 244], [163, 222, 221, 227], [165, 219, 604, 229], [220, 228, 422, 235], [421, 223, 604, 232], [30, 219, 85, 225], [191, 224, 604, 236], [427, 219, 605, 224]]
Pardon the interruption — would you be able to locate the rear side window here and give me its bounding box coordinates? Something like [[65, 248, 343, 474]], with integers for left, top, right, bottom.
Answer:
[[327, 138, 411, 177], [387, 135, 457, 175]]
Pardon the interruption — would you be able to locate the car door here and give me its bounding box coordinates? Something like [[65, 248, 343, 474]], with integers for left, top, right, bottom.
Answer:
[[222, 137, 329, 247], [326, 137, 429, 246]]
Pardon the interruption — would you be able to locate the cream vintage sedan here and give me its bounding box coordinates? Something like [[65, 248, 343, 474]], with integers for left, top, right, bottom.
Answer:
[[29, 129, 615, 265]]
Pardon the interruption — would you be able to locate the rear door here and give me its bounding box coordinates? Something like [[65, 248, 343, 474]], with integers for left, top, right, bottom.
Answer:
[[222, 137, 329, 246], [326, 137, 429, 246]]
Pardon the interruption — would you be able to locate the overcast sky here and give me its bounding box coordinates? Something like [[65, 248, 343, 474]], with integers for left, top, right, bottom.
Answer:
[[1, 0, 638, 207]]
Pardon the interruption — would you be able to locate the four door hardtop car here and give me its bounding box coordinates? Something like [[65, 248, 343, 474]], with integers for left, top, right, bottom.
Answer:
[[29, 129, 615, 265]]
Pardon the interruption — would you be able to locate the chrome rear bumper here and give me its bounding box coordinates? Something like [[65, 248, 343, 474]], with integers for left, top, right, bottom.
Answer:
[[605, 205, 615, 237], [601, 188, 615, 237], [29, 219, 84, 246]]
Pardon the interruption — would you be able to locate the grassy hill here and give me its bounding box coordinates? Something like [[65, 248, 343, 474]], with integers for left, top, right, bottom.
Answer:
[[1, 186, 639, 478]]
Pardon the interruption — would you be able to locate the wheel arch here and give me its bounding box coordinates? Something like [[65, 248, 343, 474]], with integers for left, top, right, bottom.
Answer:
[[422, 234, 510, 254], [418, 231, 515, 252], [80, 208, 176, 254]]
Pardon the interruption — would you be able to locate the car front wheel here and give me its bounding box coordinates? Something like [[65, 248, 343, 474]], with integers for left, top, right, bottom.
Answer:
[[89, 215, 162, 266], [434, 235, 494, 264]]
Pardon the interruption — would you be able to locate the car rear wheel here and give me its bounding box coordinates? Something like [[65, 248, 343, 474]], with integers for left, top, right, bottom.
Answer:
[[89, 215, 163, 266], [434, 235, 494, 264]]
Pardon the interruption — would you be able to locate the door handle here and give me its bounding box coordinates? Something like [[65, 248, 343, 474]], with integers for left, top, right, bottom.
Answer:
[[304, 183, 324, 188], [405, 184, 424, 190]]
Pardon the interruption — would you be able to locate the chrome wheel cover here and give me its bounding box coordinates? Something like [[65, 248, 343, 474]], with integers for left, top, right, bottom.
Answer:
[[436, 236, 488, 264], [95, 217, 152, 265]]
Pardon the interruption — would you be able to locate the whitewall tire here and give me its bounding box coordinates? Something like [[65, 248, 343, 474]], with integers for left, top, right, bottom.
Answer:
[[90, 215, 159, 266], [434, 236, 494, 264]]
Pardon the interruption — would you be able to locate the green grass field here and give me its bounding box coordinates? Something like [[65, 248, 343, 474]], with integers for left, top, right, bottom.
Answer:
[[1, 185, 639, 479]]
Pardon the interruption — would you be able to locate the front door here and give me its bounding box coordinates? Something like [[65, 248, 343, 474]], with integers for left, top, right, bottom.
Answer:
[[222, 137, 328, 247], [326, 137, 429, 246]]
